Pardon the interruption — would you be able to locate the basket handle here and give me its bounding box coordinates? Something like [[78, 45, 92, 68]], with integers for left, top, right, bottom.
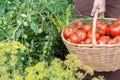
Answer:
[[92, 9, 104, 46]]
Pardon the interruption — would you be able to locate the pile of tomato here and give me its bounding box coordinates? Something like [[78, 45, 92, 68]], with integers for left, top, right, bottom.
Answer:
[[63, 19, 120, 44]]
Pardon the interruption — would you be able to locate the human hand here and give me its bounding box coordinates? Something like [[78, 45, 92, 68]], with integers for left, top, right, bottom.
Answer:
[[91, 0, 106, 16]]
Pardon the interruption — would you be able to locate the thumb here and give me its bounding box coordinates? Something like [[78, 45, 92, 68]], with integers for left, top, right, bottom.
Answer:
[[91, 5, 98, 16]]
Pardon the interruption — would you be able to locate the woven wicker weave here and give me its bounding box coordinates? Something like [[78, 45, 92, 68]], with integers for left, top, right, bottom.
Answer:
[[61, 9, 120, 72]]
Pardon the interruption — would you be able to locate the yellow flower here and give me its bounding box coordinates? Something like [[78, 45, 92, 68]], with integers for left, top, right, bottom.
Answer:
[[56, 78, 63, 80], [14, 75, 23, 80], [34, 61, 47, 72], [64, 70, 73, 78], [5, 48, 11, 53], [0, 49, 5, 54], [64, 54, 83, 68], [37, 72, 46, 79], [11, 49, 18, 54], [0, 66, 8, 73], [26, 74, 36, 80], [0, 41, 26, 54], [17, 42, 26, 51], [83, 65, 94, 75], [0, 55, 6, 64], [9, 55, 18, 66], [75, 72, 84, 79], [51, 58, 62, 65], [25, 67, 34, 74]]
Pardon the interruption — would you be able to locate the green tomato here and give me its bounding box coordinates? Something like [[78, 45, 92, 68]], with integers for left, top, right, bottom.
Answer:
[[29, 49, 33, 52], [8, 1, 11, 4], [43, 46, 48, 50], [42, 17, 45, 21], [21, 57, 25, 60], [13, 7, 17, 10], [17, 20, 21, 24], [8, 14, 14, 19], [48, 47, 52, 50], [23, 22, 29, 27], [45, 35, 49, 40], [0, 20, 2, 25], [43, 50, 47, 54], [44, 42, 49, 46], [21, 14, 27, 18], [3, 21, 7, 25], [23, 34, 28, 39], [38, 28, 43, 34]]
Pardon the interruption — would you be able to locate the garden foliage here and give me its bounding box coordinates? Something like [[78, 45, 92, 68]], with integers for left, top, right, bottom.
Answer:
[[0, 0, 104, 80]]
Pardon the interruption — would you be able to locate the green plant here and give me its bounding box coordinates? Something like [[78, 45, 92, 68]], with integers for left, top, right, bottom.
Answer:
[[24, 54, 104, 80], [0, 41, 104, 80], [0, 0, 74, 66], [0, 41, 26, 80]]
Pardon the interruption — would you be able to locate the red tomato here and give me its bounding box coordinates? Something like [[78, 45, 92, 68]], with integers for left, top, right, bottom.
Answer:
[[99, 36, 111, 40], [75, 21, 84, 29], [97, 36, 111, 44], [69, 33, 81, 44], [83, 24, 92, 32], [76, 30, 87, 41], [87, 31, 100, 40], [108, 24, 120, 37], [87, 31, 92, 38], [97, 38, 107, 44], [71, 27, 77, 33], [96, 23, 108, 35], [114, 19, 120, 26], [84, 38, 92, 44], [113, 36, 120, 44], [107, 39, 116, 44], [63, 27, 74, 38]]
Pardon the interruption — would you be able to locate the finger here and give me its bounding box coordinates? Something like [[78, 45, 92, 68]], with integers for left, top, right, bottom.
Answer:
[[91, 5, 98, 16], [99, 8, 105, 13]]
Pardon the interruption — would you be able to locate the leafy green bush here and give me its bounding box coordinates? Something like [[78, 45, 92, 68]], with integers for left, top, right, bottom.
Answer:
[[0, 0, 74, 66]]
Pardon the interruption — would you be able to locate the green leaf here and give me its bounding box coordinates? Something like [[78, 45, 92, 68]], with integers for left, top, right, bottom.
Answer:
[[30, 22, 38, 33], [15, 29, 21, 40], [66, 5, 72, 26], [0, 29, 5, 41]]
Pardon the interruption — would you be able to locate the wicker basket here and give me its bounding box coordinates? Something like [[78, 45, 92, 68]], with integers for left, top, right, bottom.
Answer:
[[61, 9, 120, 72]]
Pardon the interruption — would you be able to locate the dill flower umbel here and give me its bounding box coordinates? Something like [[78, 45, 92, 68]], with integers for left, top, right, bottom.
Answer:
[[0, 41, 26, 54]]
